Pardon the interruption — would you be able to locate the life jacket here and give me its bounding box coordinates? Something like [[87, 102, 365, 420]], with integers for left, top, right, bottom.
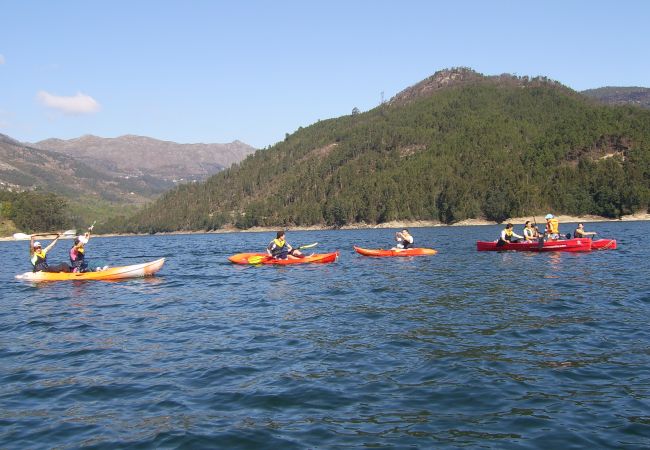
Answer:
[[268, 238, 288, 258], [524, 227, 535, 240], [503, 228, 514, 241], [70, 245, 86, 269], [546, 218, 559, 234], [31, 249, 48, 272]]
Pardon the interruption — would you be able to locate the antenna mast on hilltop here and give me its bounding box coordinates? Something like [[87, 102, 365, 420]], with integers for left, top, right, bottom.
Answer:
[[380, 91, 385, 105]]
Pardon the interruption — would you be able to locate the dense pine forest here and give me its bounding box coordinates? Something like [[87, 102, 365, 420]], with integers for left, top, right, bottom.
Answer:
[[103, 69, 650, 233]]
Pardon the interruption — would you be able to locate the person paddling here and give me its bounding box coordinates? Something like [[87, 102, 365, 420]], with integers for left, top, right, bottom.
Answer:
[[69, 223, 101, 273], [30, 234, 71, 273], [574, 223, 597, 239], [497, 223, 524, 246], [392, 229, 414, 250], [267, 231, 305, 260]]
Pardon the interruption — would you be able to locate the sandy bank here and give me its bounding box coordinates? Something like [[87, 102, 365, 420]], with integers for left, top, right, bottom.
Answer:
[[2, 213, 648, 241]]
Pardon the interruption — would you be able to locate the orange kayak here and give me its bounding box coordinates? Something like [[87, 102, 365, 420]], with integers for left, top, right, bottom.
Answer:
[[354, 246, 437, 257], [15, 258, 165, 282], [229, 252, 339, 265]]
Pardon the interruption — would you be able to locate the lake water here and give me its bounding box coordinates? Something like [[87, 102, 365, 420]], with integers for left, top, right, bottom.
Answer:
[[1, 222, 649, 449]]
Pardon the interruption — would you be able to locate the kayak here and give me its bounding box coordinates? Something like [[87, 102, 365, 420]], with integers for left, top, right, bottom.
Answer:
[[228, 252, 339, 265], [354, 246, 437, 257], [15, 258, 165, 281], [476, 239, 592, 252], [590, 238, 617, 250]]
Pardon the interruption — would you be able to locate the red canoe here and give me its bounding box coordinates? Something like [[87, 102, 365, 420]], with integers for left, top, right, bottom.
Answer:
[[476, 238, 592, 252], [590, 238, 617, 250], [228, 252, 339, 265], [354, 246, 437, 257]]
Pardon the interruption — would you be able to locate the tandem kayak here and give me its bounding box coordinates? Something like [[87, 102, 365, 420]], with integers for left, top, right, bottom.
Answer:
[[15, 258, 165, 281], [476, 239, 592, 252], [353, 246, 437, 257], [590, 238, 617, 250], [228, 252, 339, 265]]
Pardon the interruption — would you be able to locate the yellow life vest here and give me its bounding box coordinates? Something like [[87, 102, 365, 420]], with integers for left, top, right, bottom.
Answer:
[[504, 228, 513, 237], [547, 218, 559, 234], [31, 249, 47, 269]]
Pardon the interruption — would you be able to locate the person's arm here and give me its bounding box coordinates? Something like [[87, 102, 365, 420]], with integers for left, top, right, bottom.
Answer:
[[44, 234, 60, 253], [500, 230, 507, 240], [513, 232, 524, 239], [266, 242, 274, 256], [30, 236, 35, 257]]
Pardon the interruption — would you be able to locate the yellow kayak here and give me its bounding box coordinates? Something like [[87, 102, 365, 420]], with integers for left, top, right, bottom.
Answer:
[[15, 258, 165, 282]]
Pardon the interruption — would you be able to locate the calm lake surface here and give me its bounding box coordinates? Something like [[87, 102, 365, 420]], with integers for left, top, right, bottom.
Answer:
[[1, 222, 649, 449]]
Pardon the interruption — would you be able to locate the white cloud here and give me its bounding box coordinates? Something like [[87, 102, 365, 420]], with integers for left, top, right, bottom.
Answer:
[[0, 54, 5, 64], [37, 90, 101, 115]]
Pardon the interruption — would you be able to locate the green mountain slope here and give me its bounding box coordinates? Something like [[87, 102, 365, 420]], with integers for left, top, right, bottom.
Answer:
[[111, 68, 650, 233]]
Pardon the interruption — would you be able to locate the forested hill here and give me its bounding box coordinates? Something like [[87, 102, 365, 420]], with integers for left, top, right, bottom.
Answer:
[[108, 68, 650, 233]]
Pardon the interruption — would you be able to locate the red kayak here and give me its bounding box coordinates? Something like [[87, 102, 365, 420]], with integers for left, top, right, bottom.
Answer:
[[590, 238, 617, 250], [476, 238, 592, 252], [228, 252, 339, 265], [354, 246, 437, 257]]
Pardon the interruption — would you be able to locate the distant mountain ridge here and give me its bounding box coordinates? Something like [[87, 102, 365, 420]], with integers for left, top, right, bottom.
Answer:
[[112, 67, 650, 233], [32, 134, 256, 181], [581, 87, 650, 109]]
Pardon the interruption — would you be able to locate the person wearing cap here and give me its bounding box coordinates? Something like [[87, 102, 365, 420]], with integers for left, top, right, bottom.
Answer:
[[30, 234, 70, 273], [573, 223, 597, 239], [497, 223, 524, 246], [544, 214, 560, 240], [70, 233, 90, 272]]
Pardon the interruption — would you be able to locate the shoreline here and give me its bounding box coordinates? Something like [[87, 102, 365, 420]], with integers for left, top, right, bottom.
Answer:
[[2, 213, 648, 241]]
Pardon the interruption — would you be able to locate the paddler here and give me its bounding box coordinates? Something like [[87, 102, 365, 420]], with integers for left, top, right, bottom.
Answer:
[[497, 223, 524, 246], [573, 223, 597, 239], [544, 214, 560, 240], [30, 234, 71, 273], [267, 231, 305, 260], [70, 223, 99, 273], [523, 221, 539, 241], [392, 229, 414, 250]]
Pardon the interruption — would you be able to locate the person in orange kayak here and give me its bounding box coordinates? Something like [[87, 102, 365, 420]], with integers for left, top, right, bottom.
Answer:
[[545, 214, 560, 240], [574, 223, 597, 239], [497, 223, 524, 245], [69, 222, 103, 273], [70, 233, 90, 272], [267, 231, 305, 260], [393, 229, 414, 250], [30, 234, 71, 273]]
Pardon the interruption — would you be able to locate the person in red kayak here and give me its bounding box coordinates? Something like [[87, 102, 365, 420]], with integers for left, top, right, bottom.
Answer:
[[497, 223, 524, 246], [267, 231, 305, 260], [392, 229, 414, 250], [544, 214, 560, 240], [30, 234, 71, 273], [573, 223, 597, 239], [523, 221, 540, 241]]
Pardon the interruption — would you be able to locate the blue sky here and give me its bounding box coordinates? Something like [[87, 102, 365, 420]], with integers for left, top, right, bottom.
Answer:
[[1, 0, 648, 148]]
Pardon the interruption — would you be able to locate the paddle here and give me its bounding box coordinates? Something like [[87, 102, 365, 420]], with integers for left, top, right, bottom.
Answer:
[[13, 229, 77, 240], [248, 243, 319, 264]]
